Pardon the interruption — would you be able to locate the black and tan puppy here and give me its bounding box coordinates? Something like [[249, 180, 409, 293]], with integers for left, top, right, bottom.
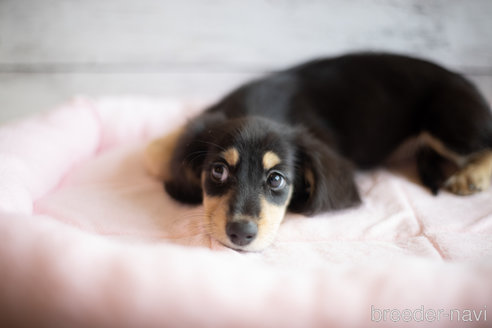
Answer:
[[146, 53, 492, 251]]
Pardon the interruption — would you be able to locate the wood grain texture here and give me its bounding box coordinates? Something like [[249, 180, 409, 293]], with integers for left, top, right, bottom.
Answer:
[[0, 0, 491, 123], [1, 0, 491, 71]]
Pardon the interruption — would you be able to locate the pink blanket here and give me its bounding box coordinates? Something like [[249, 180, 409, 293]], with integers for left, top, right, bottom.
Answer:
[[1, 97, 491, 327]]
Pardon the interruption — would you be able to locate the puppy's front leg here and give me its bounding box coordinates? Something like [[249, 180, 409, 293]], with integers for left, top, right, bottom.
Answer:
[[144, 127, 184, 180]]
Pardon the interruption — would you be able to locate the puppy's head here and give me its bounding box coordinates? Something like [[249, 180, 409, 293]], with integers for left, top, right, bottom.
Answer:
[[199, 118, 296, 251], [166, 114, 360, 251]]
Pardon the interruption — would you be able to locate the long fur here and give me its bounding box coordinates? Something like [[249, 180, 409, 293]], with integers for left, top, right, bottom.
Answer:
[[157, 52, 492, 249]]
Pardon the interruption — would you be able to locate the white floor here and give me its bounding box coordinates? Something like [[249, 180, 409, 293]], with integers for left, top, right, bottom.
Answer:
[[0, 72, 260, 124], [1, 72, 491, 125]]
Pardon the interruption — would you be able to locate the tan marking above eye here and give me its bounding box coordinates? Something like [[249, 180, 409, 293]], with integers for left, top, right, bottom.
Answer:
[[263, 151, 281, 170], [222, 148, 240, 167]]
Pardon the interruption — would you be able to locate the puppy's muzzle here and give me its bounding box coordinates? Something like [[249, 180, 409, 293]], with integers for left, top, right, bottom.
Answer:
[[226, 219, 258, 246]]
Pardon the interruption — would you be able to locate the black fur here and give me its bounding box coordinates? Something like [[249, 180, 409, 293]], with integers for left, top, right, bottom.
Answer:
[[416, 146, 450, 195], [165, 52, 492, 216]]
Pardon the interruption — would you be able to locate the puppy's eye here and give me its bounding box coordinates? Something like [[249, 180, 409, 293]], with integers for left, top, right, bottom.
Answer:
[[211, 163, 229, 183], [267, 172, 286, 191]]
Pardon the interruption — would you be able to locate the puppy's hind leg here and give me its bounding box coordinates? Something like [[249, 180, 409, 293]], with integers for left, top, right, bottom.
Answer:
[[445, 150, 492, 195], [419, 132, 492, 196], [421, 75, 492, 195]]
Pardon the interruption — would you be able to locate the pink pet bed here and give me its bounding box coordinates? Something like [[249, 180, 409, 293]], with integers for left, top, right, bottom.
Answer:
[[1, 97, 491, 327]]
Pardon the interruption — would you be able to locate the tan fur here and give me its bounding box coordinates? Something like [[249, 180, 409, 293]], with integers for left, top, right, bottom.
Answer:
[[445, 150, 492, 195], [144, 127, 184, 180], [222, 148, 240, 167], [250, 196, 289, 250], [418, 133, 492, 195], [203, 193, 231, 246], [305, 168, 315, 197], [262, 151, 281, 170], [420, 132, 468, 167], [204, 168, 293, 251], [235, 190, 293, 252], [201, 172, 231, 247]]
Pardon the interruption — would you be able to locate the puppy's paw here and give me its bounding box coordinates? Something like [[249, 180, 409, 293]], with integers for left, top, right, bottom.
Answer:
[[445, 161, 492, 195]]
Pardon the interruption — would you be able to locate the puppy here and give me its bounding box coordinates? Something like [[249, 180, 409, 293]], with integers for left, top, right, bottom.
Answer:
[[146, 53, 492, 251]]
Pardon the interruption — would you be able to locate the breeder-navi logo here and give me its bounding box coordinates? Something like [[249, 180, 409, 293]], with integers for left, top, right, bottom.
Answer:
[[371, 305, 487, 323]]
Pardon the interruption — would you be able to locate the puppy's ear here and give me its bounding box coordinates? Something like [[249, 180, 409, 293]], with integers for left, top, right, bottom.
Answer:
[[164, 112, 226, 204], [288, 132, 361, 215]]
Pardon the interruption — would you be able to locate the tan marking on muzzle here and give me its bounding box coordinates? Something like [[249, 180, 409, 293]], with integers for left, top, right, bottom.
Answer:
[[205, 194, 290, 251], [202, 168, 293, 251], [239, 190, 293, 252], [203, 193, 231, 246], [262, 151, 281, 170], [201, 172, 232, 247]]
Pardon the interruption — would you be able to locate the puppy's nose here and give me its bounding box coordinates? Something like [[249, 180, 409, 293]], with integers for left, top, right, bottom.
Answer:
[[226, 220, 258, 246]]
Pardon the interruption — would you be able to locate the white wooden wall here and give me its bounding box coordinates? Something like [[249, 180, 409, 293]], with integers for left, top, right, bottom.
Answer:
[[1, 0, 492, 123]]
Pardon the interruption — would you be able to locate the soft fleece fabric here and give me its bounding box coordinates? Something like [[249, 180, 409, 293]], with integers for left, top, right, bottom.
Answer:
[[1, 97, 491, 328]]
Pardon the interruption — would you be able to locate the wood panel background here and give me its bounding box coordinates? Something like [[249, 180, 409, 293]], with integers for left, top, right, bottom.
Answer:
[[1, 0, 491, 123]]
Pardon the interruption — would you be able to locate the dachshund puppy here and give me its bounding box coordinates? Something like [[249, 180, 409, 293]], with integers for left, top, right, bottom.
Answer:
[[146, 53, 492, 251]]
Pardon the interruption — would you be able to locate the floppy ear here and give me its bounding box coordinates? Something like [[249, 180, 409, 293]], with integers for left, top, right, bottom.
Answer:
[[164, 111, 226, 204], [288, 133, 361, 215]]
